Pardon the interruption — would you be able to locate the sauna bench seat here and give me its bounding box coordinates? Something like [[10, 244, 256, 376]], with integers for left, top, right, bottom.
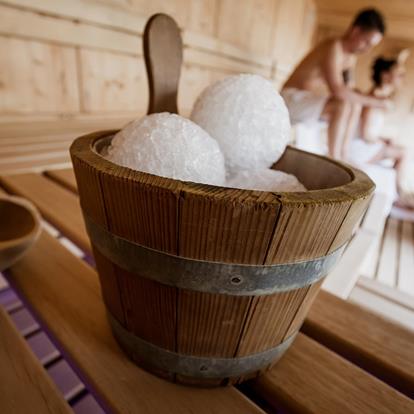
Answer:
[[0, 171, 413, 413]]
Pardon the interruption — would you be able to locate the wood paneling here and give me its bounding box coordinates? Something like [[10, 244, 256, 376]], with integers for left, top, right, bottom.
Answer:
[[216, 0, 277, 56], [79, 49, 147, 113], [0, 37, 79, 113], [0, 0, 316, 173]]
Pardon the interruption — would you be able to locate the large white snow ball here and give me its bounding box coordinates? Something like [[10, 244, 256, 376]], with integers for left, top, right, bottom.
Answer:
[[106, 113, 226, 186], [226, 169, 307, 192], [191, 74, 291, 172]]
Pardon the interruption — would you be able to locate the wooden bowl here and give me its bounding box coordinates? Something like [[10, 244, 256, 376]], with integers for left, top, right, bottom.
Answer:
[[0, 195, 41, 272], [71, 131, 375, 386]]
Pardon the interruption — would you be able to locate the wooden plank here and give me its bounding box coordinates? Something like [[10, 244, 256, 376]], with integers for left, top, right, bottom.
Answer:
[[359, 234, 382, 279], [398, 220, 414, 296], [357, 276, 414, 312], [178, 64, 212, 115], [0, 116, 131, 140], [1, 0, 271, 67], [361, 193, 390, 235], [45, 169, 78, 193], [349, 286, 414, 331], [0, 5, 140, 56], [0, 157, 71, 176], [251, 333, 413, 414], [376, 218, 399, 287], [78, 49, 147, 113], [0, 36, 79, 114], [0, 173, 90, 253], [8, 232, 265, 414], [304, 290, 414, 398], [0, 4, 271, 72], [0, 306, 71, 414], [0, 150, 69, 165], [322, 229, 375, 299], [215, 0, 277, 56]]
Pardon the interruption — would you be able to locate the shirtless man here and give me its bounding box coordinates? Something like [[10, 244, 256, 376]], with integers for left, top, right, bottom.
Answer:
[[281, 8, 390, 159]]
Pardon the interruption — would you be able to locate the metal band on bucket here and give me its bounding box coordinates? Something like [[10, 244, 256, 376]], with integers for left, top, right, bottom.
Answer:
[[84, 213, 345, 296], [108, 311, 296, 379]]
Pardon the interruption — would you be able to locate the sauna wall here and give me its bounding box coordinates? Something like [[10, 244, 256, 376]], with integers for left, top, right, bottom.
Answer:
[[0, 0, 316, 174]]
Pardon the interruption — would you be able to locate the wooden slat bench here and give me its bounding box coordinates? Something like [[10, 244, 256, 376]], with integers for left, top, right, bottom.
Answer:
[[7, 232, 266, 414], [2, 171, 414, 412], [251, 334, 412, 414], [0, 306, 71, 414], [45, 169, 77, 193], [304, 290, 414, 398], [6, 231, 414, 413]]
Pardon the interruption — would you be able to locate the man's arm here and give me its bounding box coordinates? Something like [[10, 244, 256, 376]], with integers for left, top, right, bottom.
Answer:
[[322, 42, 388, 108]]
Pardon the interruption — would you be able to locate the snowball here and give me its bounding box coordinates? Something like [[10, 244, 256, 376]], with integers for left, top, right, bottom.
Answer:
[[226, 169, 307, 192], [191, 74, 290, 172], [106, 113, 226, 186]]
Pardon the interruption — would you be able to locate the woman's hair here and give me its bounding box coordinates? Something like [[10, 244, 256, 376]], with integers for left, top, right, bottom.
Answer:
[[372, 57, 397, 86]]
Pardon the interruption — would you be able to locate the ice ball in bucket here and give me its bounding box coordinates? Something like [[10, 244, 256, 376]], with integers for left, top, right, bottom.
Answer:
[[191, 74, 291, 172], [106, 113, 226, 186], [227, 169, 307, 192]]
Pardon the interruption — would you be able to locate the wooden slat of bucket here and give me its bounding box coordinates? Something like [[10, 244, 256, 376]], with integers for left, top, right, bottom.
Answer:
[[92, 248, 126, 326], [264, 198, 352, 264], [116, 266, 177, 352], [0, 173, 90, 253], [251, 333, 414, 414], [0, 306, 71, 414], [99, 170, 182, 254], [45, 169, 78, 193], [71, 156, 109, 229], [235, 287, 310, 356], [177, 289, 251, 357], [303, 290, 414, 398], [178, 185, 280, 264], [329, 196, 372, 252], [8, 232, 266, 414]]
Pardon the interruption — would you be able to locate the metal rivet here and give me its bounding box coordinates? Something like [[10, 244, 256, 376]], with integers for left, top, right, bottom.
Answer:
[[231, 276, 242, 285]]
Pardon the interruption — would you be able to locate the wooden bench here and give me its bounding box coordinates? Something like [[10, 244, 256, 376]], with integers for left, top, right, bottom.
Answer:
[[6, 230, 413, 413], [0, 306, 71, 414], [304, 290, 414, 398], [2, 171, 414, 412], [251, 334, 412, 414], [45, 169, 78, 194], [6, 231, 266, 414]]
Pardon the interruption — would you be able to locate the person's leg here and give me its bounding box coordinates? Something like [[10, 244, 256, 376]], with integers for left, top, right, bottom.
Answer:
[[341, 103, 362, 161], [321, 98, 352, 159]]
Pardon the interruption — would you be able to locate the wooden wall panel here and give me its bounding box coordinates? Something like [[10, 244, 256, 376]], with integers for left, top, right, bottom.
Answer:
[[79, 49, 147, 113], [127, 0, 217, 36], [216, 0, 278, 56], [271, 0, 317, 87], [178, 64, 212, 116], [0, 0, 317, 174], [0, 36, 79, 114]]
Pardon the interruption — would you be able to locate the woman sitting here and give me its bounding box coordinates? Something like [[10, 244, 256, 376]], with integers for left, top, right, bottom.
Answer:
[[349, 55, 407, 171]]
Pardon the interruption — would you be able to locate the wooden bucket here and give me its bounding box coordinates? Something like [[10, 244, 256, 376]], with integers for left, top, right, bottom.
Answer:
[[70, 131, 374, 386]]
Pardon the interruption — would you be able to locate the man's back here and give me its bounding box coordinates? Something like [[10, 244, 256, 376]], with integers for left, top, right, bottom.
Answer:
[[283, 38, 354, 94]]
